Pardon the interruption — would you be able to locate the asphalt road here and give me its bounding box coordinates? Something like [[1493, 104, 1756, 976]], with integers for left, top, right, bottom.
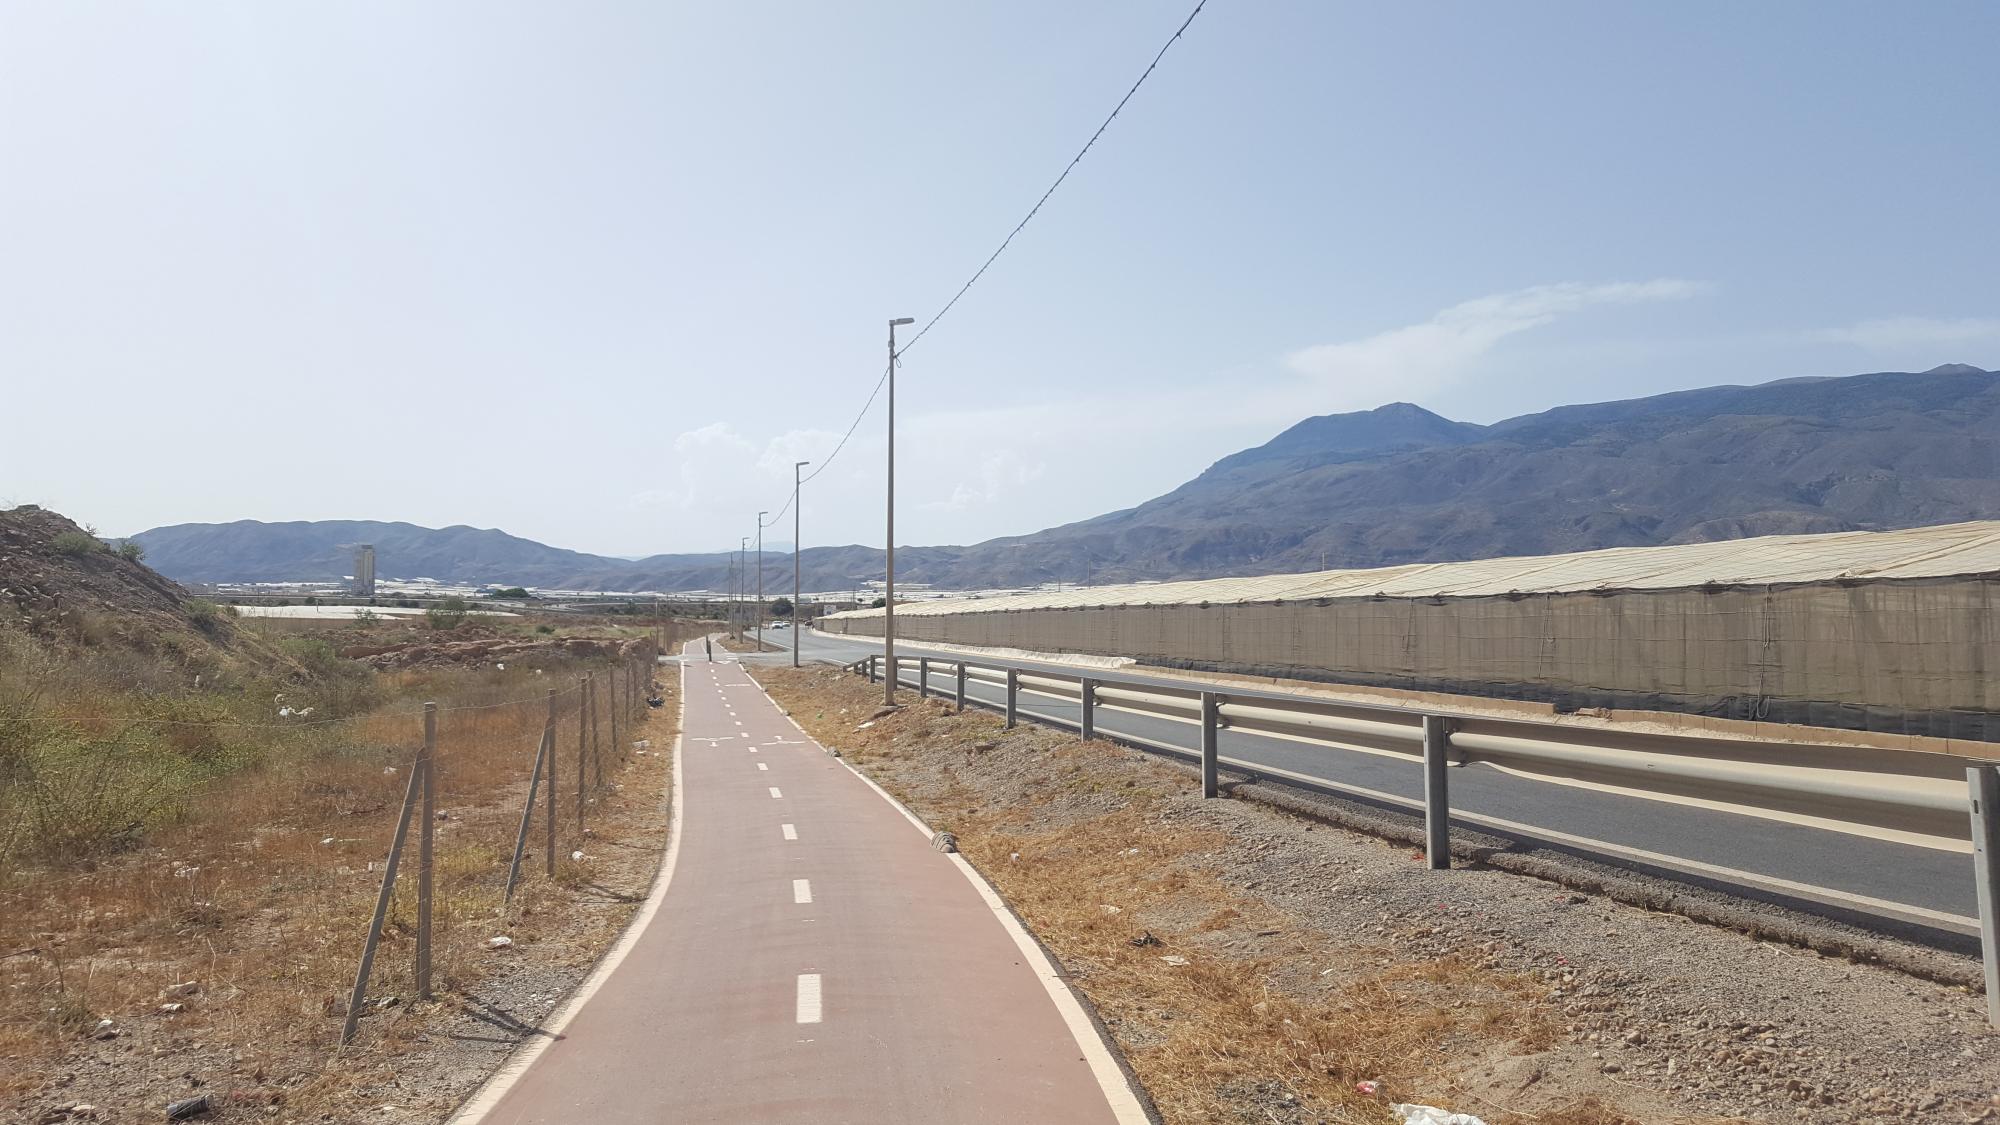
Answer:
[[761, 627, 1979, 932], [459, 639, 1141, 1125]]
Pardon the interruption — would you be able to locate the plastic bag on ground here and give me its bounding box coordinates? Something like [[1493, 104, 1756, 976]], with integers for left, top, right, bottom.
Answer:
[[1391, 1104, 1488, 1125]]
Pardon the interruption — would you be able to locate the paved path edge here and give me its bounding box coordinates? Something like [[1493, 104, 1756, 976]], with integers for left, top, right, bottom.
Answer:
[[742, 667, 1160, 1125]]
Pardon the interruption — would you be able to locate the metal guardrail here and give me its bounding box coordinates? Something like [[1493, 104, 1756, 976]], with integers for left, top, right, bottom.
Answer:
[[843, 650, 2000, 1025]]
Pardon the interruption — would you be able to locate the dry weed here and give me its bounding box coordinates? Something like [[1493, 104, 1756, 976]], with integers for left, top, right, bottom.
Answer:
[[763, 666, 1631, 1125]]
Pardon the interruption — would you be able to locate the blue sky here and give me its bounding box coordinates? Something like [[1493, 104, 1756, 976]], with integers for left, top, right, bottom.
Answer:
[[2, 1, 1994, 556]]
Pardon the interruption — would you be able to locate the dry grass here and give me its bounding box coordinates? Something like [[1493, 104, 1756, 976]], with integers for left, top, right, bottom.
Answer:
[[763, 666, 1709, 1125], [0, 622, 699, 1118]]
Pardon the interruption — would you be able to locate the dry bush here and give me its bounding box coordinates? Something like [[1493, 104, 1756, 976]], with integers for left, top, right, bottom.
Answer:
[[763, 666, 1583, 1125], [0, 619, 700, 1116]]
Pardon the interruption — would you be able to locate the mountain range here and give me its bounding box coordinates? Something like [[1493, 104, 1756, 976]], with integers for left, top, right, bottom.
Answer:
[[130, 363, 2000, 593]]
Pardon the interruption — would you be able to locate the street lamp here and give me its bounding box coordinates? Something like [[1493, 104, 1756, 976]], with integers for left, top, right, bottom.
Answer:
[[756, 510, 768, 652], [793, 460, 810, 668], [884, 315, 914, 705]]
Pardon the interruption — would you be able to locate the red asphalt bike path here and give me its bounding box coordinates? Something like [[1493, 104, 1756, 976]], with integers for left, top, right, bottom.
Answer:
[[454, 638, 1142, 1124]]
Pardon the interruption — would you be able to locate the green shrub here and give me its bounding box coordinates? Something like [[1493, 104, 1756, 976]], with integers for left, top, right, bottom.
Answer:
[[425, 596, 470, 630], [50, 531, 103, 557], [115, 540, 146, 562], [184, 597, 231, 623], [534, 624, 556, 635]]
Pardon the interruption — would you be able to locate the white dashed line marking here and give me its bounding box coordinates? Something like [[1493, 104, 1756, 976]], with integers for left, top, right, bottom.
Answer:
[[757, 762, 769, 771], [768, 787, 783, 799], [795, 974, 821, 1024], [781, 823, 798, 840], [792, 878, 813, 904]]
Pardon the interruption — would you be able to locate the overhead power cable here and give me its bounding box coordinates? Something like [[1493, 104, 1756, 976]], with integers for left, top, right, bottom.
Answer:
[[766, 0, 1209, 516], [898, 0, 1208, 355]]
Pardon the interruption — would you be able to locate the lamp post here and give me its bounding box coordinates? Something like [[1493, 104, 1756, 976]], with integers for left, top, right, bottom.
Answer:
[[793, 460, 809, 667], [739, 536, 749, 640], [884, 315, 914, 705], [756, 510, 768, 652]]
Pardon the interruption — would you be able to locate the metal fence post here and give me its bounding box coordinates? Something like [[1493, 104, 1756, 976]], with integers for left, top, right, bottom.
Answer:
[[955, 662, 967, 713], [588, 672, 601, 785], [545, 689, 558, 877], [918, 657, 930, 699], [1005, 668, 1019, 729], [416, 702, 436, 1000], [1423, 714, 1451, 870], [609, 664, 619, 771], [577, 676, 589, 830], [1200, 691, 1218, 798], [868, 655, 879, 684], [1080, 678, 1096, 741], [342, 756, 425, 1046], [1970, 765, 2000, 1027], [505, 730, 548, 904]]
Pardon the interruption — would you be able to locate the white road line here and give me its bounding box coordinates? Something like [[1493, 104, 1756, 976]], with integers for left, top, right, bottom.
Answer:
[[769, 786, 783, 799], [757, 762, 769, 771], [781, 823, 798, 840], [792, 878, 813, 904], [795, 974, 822, 1024]]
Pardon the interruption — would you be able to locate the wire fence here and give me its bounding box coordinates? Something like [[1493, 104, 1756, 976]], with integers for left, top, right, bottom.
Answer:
[[0, 635, 681, 1062]]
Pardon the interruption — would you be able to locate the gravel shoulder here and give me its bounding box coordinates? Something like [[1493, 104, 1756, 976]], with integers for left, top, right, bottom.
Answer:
[[758, 663, 2000, 1125]]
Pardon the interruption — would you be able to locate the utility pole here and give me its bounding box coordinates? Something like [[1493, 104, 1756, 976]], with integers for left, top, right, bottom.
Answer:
[[793, 460, 810, 668], [884, 316, 913, 705], [756, 511, 768, 652], [738, 536, 749, 640]]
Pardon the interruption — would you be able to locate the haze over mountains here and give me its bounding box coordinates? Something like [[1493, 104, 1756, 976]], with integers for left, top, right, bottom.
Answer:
[[131, 364, 2000, 593]]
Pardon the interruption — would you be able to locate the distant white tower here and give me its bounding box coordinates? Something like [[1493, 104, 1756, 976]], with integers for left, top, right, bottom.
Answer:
[[353, 544, 377, 597]]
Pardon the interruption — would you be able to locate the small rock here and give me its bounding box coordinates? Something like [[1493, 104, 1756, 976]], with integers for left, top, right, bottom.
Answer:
[[1159, 955, 1189, 966], [1130, 931, 1162, 948], [484, 936, 514, 951], [91, 1019, 119, 1040], [165, 1094, 211, 1120], [930, 831, 958, 853], [164, 982, 200, 999], [160, 1003, 186, 1014]]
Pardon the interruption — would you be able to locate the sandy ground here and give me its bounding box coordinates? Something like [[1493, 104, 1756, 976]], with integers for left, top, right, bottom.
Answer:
[[757, 662, 2000, 1125]]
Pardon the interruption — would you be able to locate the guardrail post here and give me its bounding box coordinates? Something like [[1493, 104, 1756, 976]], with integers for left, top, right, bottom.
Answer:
[[868, 655, 878, 684], [1970, 765, 2000, 1027], [918, 657, 930, 699], [1005, 669, 1019, 729], [955, 662, 967, 712], [1423, 714, 1451, 871], [1080, 678, 1096, 741], [1200, 691, 1219, 798]]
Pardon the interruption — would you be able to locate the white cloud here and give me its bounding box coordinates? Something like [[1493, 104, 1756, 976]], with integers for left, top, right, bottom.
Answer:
[[920, 449, 1047, 513], [1282, 280, 1708, 403], [1808, 316, 2000, 351]]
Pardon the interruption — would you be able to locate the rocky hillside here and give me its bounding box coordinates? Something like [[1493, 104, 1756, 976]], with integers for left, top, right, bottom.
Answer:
[[127, 363, 2000, 591], [0, 505, 257, 668]]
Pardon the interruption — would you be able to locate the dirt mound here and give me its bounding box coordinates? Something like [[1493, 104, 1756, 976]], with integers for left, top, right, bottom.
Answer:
[[0, 505, 249, 664], [340, 634, 649, 670]]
